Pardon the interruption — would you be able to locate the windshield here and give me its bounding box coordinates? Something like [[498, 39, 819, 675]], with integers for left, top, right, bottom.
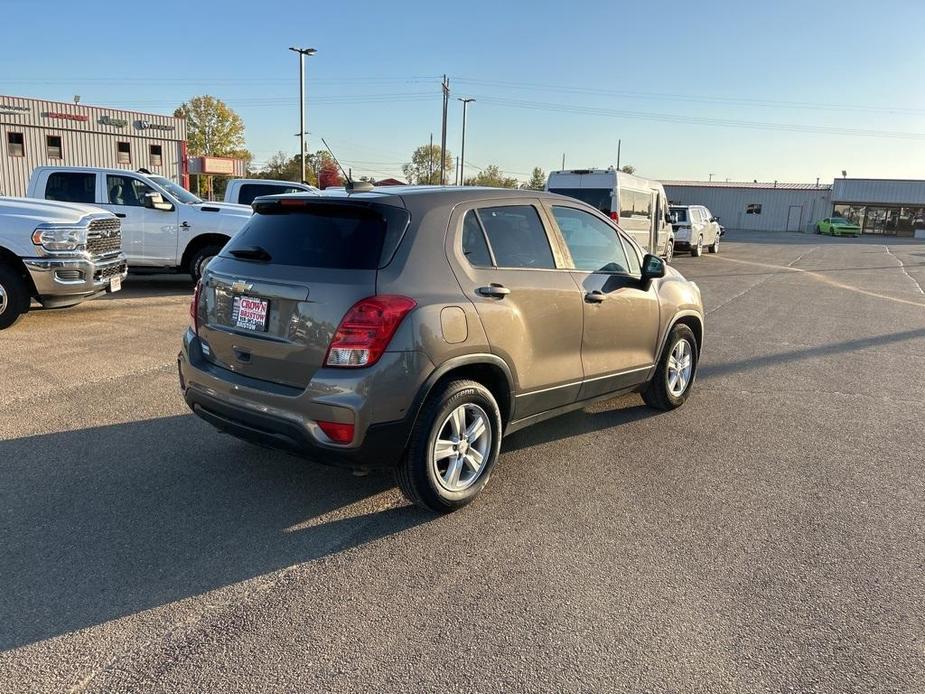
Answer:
[[148, 175, 202, 204], [548, 188, 612, 215]]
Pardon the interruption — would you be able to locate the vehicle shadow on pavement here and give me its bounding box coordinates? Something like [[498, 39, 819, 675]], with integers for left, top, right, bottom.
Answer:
[[102, 274, 195, 301], [0, 415, 430, 651], [698, 327, 925, 380], [502, 396, 654, 453]]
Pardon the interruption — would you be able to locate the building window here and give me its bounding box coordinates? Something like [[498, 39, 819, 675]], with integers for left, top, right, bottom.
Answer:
[[150, 143, 162, 167], [117, 141, 131, 165], [46, 135, 62, 159], [746, 203, 762, 214], [7, 132, 24, 157]]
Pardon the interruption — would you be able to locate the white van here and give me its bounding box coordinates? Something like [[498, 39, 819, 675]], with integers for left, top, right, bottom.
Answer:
[[28, 167, 252, 279], [224, 179, 319, 206], [546, 169, 674, 260]]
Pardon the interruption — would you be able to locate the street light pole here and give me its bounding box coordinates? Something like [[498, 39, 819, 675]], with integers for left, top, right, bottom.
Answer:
[[458, 98, 475, 186], [289, 46, 317, 184]]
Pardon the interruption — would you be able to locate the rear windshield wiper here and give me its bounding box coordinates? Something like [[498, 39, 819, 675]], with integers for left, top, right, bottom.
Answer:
[[229, 245, 272, 262]]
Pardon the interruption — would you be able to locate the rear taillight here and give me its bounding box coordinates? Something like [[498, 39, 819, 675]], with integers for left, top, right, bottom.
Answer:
[[317, 420, 355, 444], [189, 281, 202, 334], [610, 211, 619, 223], [325, 295, 416, 368]]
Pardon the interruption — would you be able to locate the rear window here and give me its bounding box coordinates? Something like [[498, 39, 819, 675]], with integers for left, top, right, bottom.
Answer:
[[222, 202, 407, 270], [669, 207, 688, 223], [548, 188, 612, 215], [45, 172, 96, 204]]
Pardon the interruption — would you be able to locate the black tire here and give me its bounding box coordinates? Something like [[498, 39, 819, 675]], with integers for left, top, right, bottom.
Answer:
[[396, 379, 503, 513], [691, 235, 704, 257], [664, 237, 674, 264], [0, 263, 30, 330], [814, 225, 822, 234], [189, 243, 224, 281], [708, 235, 719, 254], [642, 324, 699, 411]]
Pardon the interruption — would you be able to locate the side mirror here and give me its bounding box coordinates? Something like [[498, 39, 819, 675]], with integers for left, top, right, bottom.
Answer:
[[144, 191, 173, 211], [641, 253, 666, 281]]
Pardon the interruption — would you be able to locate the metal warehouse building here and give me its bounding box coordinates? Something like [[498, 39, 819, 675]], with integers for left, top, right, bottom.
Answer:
[[0, 95, 187, 197], [662, 180, 833, 234], [830, 178, 925, 236]]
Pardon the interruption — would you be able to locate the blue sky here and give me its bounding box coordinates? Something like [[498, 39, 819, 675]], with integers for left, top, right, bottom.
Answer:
[[2, 0, 923, 183]]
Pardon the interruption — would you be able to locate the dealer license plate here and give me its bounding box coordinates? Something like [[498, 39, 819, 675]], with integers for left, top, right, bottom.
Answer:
[[109, 276, 122, 292], [232, 295, 269, 332]]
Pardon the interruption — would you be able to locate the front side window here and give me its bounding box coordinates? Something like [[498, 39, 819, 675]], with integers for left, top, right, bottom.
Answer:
[[106, 174, 155, 207], [475, 205, 555, 269], [116, 141, 131, 165], [7, 132, 24, 157], [461, 210, 493, 267], [46, 135, 62, 159], [46, 172, 95, 203], [552, 205, 630, 273]]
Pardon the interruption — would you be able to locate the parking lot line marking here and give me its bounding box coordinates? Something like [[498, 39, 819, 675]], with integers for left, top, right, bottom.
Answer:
[[884, 245, 925, 295], [705, 246, 819, 315], [708, 254, 925, 309]]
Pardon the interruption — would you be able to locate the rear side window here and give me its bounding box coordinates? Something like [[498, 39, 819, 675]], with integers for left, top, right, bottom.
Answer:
[[548, 188, 611, 215], [45, 172, 95, 203], [475, 205, 555, 269], [238, 183, 304, 206], [620, 189, 652, 220], [224, 203, 406, 270], [461, 210, 493, 267]]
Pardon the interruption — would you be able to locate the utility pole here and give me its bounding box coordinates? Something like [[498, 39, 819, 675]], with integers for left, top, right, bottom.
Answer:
[[429, 133, 434, 183], [458, 98, 475, 188], [561, 153, 565, 170], [289, 46, 317, 184], [440, 75, 450, 185], [455, 156, 460, 185], [708, 173, 715, 182], [616, 139, 621, 170]]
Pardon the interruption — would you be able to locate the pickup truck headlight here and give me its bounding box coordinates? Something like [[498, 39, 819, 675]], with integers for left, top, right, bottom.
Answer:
[[32, 225, 88, 252]]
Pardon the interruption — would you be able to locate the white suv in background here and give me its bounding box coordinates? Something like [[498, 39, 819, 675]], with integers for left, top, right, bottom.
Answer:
[[669, 205, 721, 257], [27, 167, 252, 279]]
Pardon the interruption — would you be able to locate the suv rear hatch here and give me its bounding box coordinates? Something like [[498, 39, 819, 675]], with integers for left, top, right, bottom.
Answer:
[[195, 197, 409, 390]]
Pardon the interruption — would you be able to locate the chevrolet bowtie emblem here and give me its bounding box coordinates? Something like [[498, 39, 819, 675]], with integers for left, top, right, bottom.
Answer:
[[231, 280, 253, 293]]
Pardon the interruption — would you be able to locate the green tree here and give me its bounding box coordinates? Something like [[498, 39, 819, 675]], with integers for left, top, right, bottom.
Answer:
[[464, 164, 519, 188], [175, 95, 251, 198], [522, 166, 546, 191], [620, 164, 636, 174], [402, 144, 453, 185]]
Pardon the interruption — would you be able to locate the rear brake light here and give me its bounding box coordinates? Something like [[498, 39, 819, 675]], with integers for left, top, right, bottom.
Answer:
[[610, 211, 619, 222], [189, 281, 202, 334], [317, 420, 354, 444], [325, 295, 416, 368]]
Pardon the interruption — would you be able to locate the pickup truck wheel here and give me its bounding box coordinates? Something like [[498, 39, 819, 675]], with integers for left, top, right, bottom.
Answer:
[[396, 379, 502, 513], [708, 235, 720, 253], [664, 238, 674, 264], [0, 265, 29, 330], [189, 244, 223, 281], [691, 236, 704, 257], [642, 324, 698, 411]]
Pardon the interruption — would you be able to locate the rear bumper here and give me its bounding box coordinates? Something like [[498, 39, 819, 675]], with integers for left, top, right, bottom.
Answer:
[[24, 253, 127, 307], [672, 240, 692, 250], [177, 329, 433, 468]]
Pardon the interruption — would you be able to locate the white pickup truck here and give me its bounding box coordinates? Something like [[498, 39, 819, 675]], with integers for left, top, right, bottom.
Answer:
[[28, 167, 252, 280], [224, 179, 318, 206], [0, 197, 127, 329]]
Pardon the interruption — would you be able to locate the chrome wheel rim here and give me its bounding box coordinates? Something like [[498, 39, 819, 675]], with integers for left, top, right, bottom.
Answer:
[[697, 237, 703, 254], [432, 403, 492, 492], [665, 242, 673, 263], [667, 338, 693, 397], [0, 283, 7, 316]]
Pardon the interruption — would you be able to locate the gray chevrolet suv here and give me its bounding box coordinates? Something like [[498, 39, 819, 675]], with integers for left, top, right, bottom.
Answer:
[[178, 187, 704, 512]]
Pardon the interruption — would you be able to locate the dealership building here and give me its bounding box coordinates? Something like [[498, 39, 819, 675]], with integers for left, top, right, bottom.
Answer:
[[663, 178, 925, 237]]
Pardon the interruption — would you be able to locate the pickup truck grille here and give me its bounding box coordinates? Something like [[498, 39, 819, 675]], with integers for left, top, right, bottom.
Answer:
[[87, 218, 122, 256]]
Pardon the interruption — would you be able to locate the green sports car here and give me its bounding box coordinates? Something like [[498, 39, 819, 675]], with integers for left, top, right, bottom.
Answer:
[[816, 217, 861, 237]]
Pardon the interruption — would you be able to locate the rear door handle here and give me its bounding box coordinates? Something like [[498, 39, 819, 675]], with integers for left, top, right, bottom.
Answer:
[[477, 284, 511, 298], [114, 213, 126, 218], [585, 290, 606, 303]]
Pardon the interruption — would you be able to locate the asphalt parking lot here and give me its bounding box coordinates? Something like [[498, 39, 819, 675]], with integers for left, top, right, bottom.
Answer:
[[1, 231, 923, 693]]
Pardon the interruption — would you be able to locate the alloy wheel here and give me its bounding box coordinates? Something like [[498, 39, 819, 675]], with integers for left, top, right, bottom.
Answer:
[[667, 338, 693, 397], [431, 403, 492, 492], [0, 283, 7, 316]]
